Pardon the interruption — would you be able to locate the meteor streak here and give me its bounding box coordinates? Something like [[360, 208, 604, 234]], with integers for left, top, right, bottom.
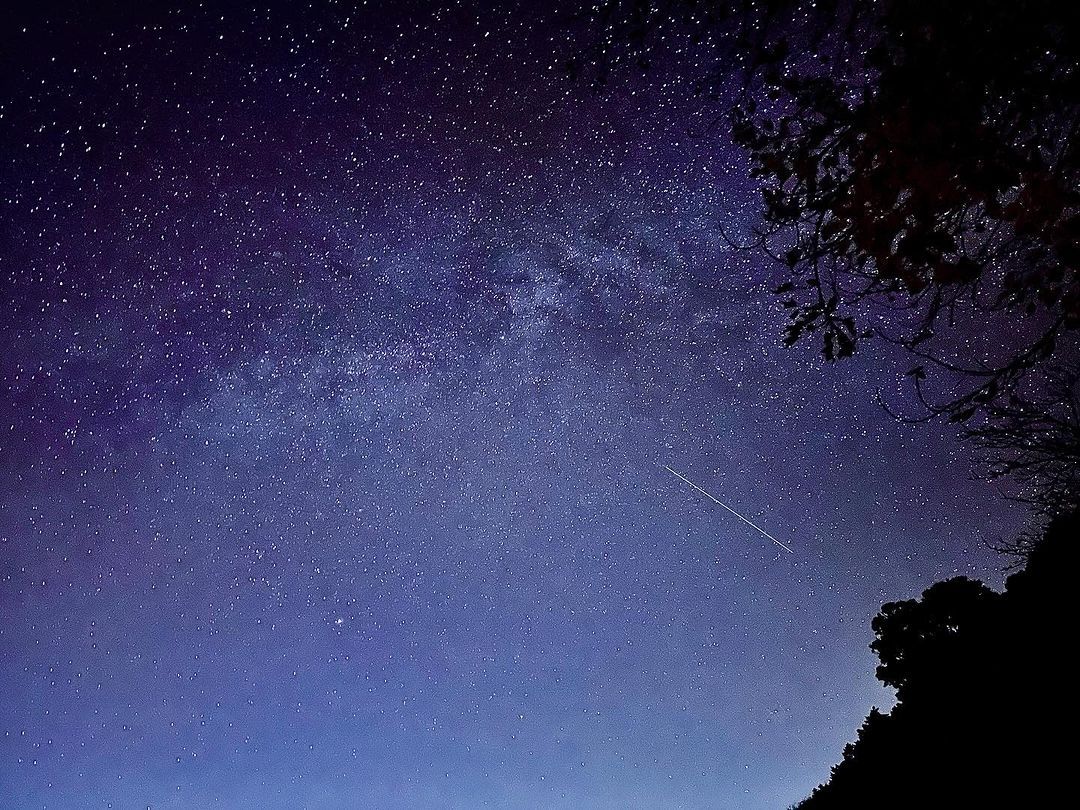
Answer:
[[664, 465, 794, 554]]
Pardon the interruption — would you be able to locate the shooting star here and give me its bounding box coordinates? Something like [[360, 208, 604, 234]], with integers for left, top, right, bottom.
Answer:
[[664, 465, 794, 554]]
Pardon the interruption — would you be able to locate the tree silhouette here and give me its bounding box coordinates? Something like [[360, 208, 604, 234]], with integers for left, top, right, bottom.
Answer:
[[794, 508, 1077, 808], [966, 364, 1080, 515], [732, 0, 1079, 429], [568, 0, 1080, 512], [565, 8, 1080, 799], [869, 576, 999, 699]]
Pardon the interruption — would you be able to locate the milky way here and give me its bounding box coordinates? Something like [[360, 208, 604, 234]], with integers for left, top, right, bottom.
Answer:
[[1, 2, 1023, 807]]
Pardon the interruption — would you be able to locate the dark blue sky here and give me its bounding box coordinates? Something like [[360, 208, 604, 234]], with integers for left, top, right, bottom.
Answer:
[[1, 2, 1023, 807]]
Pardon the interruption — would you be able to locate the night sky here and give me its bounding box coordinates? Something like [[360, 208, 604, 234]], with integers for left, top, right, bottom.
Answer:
[[1, 2, 1024, 807]]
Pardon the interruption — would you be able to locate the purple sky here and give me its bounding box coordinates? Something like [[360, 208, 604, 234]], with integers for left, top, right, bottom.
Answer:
[[1, 2, 1023, 807]]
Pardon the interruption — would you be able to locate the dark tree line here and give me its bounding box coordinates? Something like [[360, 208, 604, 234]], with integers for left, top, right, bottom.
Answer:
[[793, 508, 1076, 808], [568, 0, 1080, 514]]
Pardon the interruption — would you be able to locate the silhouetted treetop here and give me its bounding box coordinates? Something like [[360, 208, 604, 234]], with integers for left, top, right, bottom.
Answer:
[[795, 508, 1078, 808], [869, 576, 998, 697]]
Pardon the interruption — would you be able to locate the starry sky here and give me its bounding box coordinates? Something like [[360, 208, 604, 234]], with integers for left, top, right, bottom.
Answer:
[[1, 2, 1025, 808]]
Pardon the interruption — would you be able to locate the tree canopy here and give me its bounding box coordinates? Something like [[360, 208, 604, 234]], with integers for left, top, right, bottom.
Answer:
[[569, 0, 1080, 513], [794, 507, 1077, 808]]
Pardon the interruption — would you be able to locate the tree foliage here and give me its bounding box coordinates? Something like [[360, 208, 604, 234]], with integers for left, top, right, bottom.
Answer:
[[733, 0, 1079, 400], [568, 0, 1080, 513], [868, 576, 998, 698], [794, 508, 1078, 808]]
